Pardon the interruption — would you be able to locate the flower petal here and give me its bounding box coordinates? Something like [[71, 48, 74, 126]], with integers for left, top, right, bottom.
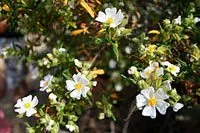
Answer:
[[81, 86, 90, 97], [141, 87, 155, 99], [173, 103, 184, 112], [39, 86, 47, 91], [116, 9, 124, 21], [156, 67, 164, 77], [142, 105, 156, 119], [70, 90, 81, 100], [14, 99, 23, 107], [105, 8, 117, 17], [15, 108, 26, 114], [32, 96, 38, 107], [161, 61, 171, 66], [22, 95, 32, 103], [95, 11, 107, 22], [26, 108, 36, 117], [155, 88, 169, 100], [156, 100, 170, 115], [72, 73, 82, 83], [136, 94, 147, 109], [66, 80, 75, 91], [80, 76, 89, 85]]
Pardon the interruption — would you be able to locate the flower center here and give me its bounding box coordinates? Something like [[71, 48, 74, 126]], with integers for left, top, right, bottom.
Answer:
[[24, 103, 31, 109], [74, 83, 83, 91], [106, 17, 114, 24], [148, 97, 157, 106], [169, 65, 176, 72], [145, 70, 152, 77], [44, 81, 49, 86]]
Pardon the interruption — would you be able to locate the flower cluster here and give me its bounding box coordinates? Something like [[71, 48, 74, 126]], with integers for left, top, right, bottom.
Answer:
[[128, 61, 183, 118]]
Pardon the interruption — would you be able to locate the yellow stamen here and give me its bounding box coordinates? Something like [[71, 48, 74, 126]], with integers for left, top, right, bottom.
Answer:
[[75, 83, 83, 91], [145, 70, 152, 77], [24, 103, 31, 109], [153, 64, 159, 69], [169, 66, 176, 72], [44, 81, 49, 86], [106, 18, 114, 24], [148, 97, 157, 106]]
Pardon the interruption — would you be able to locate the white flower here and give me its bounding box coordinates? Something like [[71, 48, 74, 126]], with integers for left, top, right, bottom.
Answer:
[[109, 59, 117, 69], [66, 124, 76, 132], [136, 87, 170, 119], [58, 48, 66, 52], [14, 95, 38, 117], [40, 74, 53, 91], [162, 80, 172, 90], [95, 7, 124, 28], [174, 15, 181, 25], [49, 93, 57, 103], [65, 73, 90, 100], [173, 103, 184, 112], [141, 62, 164, 79], [115, 83, 123, 92], [161, 61, 180, 76], [125, 46, 132, 54], [128, 66, 138, 75], [46, 120, 55, 131], [194, 17, 200, 23]]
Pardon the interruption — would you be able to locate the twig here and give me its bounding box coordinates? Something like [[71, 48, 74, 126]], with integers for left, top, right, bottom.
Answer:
[[91, 45, 106, 64], [122, 100, 137, 133], [110, 121, 115, 133]]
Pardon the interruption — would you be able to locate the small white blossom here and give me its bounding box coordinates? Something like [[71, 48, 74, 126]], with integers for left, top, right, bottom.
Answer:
[[141, 62, 164, 79], [66, 73, 90, 100], [95, 7, 124, 28], [174, 15, 181, 25], [66, 124, 76, 132], [40, 74, 53, 91], [14, 95, 38, 117], [92, 81, 97, 86], [128, 66, 138, 75], [173, 103, 184, 112], [109, 59, 117, 69], [115, 83, 123, 92], [49, 93, 57, 103], [161, 61, 180, 76], [136, 87, 170, 119], [58, 48, 66, 53], [194, 17, 200, 23], [125, 46, 132, 54], [46, 120, 55, 131]]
